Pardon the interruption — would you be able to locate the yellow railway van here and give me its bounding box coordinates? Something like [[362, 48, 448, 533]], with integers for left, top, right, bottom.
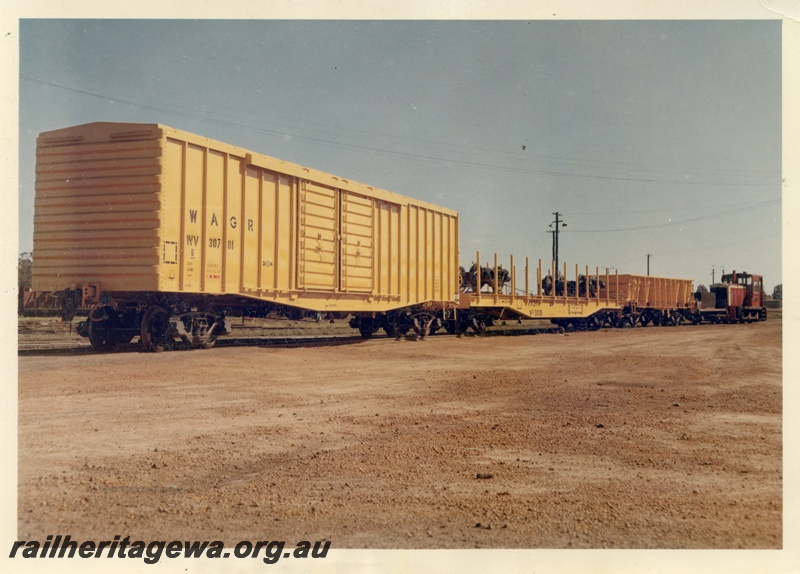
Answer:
[[32, 122, 459, 350]]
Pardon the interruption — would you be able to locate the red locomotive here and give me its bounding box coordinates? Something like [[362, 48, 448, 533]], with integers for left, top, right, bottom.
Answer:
[[695, 271, 767, 323]]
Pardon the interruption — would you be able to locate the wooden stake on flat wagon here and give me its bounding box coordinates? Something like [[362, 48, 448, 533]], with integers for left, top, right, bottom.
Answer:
[[593, 266, 598, 300], [493, 253, 499, 302], [510, 255, 515, 303], [585, 265, 589, 300], [538, 259, 543, 297], [476, 250, 481, 302], [526, 257, 530, 299]]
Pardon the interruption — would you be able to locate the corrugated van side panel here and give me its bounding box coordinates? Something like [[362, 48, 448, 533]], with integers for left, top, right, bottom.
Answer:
[[159, 138, 182, 292], [444, 212, 456, 301], [426, 210, 437, 300], [261, 172, 296, 292], [341, 191, 375, 293], [297, 181, 338, 291], [223, 155, 245, 294], [160, 135, 299, 297], [406, 205, 421, 303], [434, 210, 458, 303], [157, 124, 459, 309], [400, 204, 457, 305], [370, 199, 393, 298], [31, 124, 162, 293]]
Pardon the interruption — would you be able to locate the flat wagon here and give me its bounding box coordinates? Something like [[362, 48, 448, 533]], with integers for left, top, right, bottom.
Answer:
[[32, 122, 459, 350], [455, 256, 623, 333]]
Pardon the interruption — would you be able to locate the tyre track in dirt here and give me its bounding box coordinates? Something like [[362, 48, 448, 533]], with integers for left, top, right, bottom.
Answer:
[[18, 320, 782, 548]]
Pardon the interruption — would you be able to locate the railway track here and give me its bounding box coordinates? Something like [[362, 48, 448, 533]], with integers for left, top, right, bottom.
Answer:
[[17, 325, 559, 356], [18, 314, 766, 356], [17, 323, 569, 355], [17, 333, 368, 356]]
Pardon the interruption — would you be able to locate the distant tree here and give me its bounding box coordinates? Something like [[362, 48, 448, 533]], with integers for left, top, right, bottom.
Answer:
[[18, 252, 33, 315], [772, 284, 782, 300], [18, 252, 32, 292], [696, 284, 708, 293]]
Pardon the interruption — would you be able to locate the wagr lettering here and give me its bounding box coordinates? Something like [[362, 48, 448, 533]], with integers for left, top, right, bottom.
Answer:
[[189, 210, 251, 231], [188, 210, 224, 228]]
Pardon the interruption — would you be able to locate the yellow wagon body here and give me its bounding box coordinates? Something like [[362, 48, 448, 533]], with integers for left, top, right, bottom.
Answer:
[[32, 122, 459, 313]]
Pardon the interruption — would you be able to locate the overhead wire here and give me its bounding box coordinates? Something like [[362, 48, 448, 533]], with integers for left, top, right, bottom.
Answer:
[[651, 232, 779, 257], [25, 65, 773, 180], [563, 199, 779, 233], [22, 73, 779, 188]]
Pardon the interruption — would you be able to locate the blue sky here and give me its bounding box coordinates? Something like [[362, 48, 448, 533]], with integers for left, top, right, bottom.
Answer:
[[17, 18, 783, 291]]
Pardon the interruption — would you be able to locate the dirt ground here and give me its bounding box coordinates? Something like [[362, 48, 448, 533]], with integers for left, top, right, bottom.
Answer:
[[17, 316, 782, 550]]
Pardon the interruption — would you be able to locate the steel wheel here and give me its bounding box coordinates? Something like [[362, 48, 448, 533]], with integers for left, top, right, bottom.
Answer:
[[201, 334, 217, 349], [358, 317, 374, 339], [384, 322, 401, 339], [141, 306, 174, 352], [471, 315, 487, 335], [586, 315, 602, 331], [412, 312, 436, 339], [616, 315, 635, 328], [87, 308, 119, 352]]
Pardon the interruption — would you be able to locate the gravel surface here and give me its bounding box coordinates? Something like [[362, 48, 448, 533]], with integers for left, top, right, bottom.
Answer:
[[18, 318, 782, 549]]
